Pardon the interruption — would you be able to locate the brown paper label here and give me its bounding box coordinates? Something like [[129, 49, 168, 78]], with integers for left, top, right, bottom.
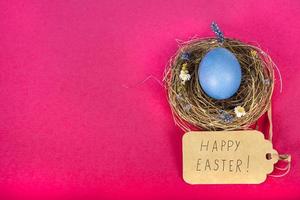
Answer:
[[182, 130, 278, 184]]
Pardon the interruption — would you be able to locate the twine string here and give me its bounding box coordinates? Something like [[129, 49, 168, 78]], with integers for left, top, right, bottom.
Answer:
[[267, 104, 273, 141], [269, 154, 291, 178], [267, 105, 291, 177]]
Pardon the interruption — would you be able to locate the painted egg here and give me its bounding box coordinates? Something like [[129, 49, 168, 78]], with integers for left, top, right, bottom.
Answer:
[[198, 47, 242, 100]]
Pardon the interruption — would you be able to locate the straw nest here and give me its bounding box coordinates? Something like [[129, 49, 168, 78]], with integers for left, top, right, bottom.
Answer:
[[164, 38, 275, 131]]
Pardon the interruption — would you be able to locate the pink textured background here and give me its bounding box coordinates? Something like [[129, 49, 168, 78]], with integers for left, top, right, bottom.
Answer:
[[0, 0, 299, 199]]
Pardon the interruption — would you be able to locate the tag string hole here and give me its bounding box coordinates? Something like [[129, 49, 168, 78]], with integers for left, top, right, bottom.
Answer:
[[266, 153, 272, 160]]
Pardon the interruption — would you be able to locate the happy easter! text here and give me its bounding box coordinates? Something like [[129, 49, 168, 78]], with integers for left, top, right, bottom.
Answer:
[[195, 140, 250, 173]]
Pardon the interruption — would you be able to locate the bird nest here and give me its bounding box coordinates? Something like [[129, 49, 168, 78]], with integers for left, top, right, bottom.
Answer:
[[164, 38, 275, 131]]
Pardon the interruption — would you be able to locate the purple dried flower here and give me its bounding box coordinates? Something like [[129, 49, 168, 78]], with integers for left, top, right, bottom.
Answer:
[[218, 110, 234, 123], [181, 52, 190, 61]]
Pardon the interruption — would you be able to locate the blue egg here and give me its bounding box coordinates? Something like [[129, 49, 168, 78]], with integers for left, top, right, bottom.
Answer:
[[198, 47, 242, 100]]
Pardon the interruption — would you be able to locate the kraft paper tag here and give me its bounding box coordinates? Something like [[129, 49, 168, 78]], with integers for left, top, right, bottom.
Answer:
[[182, 130, 278, 184]]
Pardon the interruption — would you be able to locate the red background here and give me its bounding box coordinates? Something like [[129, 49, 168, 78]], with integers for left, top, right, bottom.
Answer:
[[0, 0, 299, 199]]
